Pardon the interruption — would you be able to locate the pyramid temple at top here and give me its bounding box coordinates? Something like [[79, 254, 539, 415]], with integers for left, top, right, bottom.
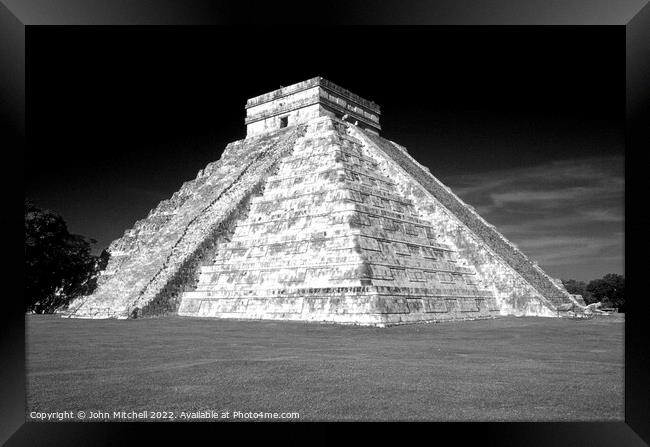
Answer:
[[66, 77, 586, 325]]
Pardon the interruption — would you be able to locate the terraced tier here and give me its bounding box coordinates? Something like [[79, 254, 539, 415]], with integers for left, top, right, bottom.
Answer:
[[65, 125, 306, 319]]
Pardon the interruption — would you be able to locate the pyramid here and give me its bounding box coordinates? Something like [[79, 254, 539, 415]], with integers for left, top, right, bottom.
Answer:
[[66, 77, 585, 325]]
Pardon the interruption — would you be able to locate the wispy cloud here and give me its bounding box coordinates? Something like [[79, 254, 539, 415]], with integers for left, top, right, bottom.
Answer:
[[446, 156, 624, 280]]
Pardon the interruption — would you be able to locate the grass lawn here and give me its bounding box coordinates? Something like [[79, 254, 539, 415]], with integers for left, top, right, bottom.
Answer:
[[26, 314, 624, 421]]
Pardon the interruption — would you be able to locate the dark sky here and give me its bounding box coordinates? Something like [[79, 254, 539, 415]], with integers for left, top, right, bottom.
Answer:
[[26, 27, 624, 281]]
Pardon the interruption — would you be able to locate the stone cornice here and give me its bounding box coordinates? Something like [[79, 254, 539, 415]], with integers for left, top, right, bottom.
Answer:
[[245, 96, 381, 131], [245, 77, 381, 115]]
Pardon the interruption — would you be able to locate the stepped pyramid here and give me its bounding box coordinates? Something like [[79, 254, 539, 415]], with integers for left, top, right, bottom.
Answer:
[[66, 77, 585, 325]]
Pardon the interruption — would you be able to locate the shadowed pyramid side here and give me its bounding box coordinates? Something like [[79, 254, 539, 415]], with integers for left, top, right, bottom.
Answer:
[[348, 124, 584, 315]]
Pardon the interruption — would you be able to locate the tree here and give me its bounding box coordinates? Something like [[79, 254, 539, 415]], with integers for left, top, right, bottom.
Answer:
[[586, 273, 625, 312], [561, 278, 594, 304], [25, 200, 109, 313], [82, 248, 111, 296]]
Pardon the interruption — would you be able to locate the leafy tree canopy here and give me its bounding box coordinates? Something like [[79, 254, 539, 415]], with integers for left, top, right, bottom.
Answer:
[[25, 200, 109, 313], [562, 274, 625, 312], [586, 273, 625, 312], [561, 279, 591, 301]]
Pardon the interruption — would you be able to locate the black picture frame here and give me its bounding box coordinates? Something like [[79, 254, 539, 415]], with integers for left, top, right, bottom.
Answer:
[[2, 1, 648, 445]]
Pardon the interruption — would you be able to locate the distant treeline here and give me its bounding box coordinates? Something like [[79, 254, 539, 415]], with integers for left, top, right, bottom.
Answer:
[[562, 274, 625, 312]]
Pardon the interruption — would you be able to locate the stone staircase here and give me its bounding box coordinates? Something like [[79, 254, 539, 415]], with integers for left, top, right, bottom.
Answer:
[[65, 125, 305, 319]]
